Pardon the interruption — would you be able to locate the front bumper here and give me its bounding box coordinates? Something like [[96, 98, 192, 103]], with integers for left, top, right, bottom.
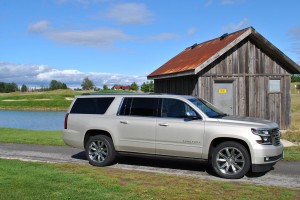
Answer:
[[251, 142, 284, 172], [252, 152, 284, 172]]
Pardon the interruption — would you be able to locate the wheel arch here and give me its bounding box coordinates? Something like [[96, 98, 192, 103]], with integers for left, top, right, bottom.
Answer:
[[84, 129, 113, 148], [208, 137, 252, 162]]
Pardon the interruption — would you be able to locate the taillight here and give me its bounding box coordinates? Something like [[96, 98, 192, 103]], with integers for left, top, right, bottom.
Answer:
[[64, 113, 69, 129]]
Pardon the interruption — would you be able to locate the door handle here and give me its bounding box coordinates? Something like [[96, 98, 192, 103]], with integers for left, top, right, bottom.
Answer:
[[120, 121, 128, 124], [159, 123, 168, 127]]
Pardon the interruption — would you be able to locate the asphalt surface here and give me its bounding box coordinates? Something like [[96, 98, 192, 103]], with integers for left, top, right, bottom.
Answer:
[[0, 143, 299, 189]]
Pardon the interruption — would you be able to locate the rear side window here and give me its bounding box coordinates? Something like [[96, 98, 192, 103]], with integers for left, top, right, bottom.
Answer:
[[70, 97, 114, 114], [119, 97, 160, 117]]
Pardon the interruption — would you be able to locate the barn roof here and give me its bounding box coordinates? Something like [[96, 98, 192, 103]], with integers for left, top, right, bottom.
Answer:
[[148, 27, 300, 79]]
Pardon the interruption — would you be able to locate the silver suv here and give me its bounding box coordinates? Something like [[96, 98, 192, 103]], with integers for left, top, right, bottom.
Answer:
[[63, 94, 283, 179]]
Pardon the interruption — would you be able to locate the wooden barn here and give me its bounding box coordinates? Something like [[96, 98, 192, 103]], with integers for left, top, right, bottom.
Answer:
[[148, 27, 300, 129]]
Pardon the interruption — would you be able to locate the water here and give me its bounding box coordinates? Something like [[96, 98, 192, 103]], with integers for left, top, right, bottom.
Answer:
[[0, 110, 66, 130]]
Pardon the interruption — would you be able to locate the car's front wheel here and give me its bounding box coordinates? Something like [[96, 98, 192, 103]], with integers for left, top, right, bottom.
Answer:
[[85, 135, 116, 167], [211, 141, 250, 179]]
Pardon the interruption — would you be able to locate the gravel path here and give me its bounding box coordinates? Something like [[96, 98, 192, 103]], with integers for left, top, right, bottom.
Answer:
[[0, 143, 299, 189]]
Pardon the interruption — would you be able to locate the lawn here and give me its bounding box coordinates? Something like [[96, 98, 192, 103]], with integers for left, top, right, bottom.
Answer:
[[0, 128, 64, 146], [282, 82, 300, 144], [0, 158, 298, 200], [0, 89, 132, 111], [0, 89, 78, 111]]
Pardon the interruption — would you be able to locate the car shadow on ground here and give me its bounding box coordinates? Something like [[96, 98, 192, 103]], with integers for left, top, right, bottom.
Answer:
[[71, 151, 269, 178], [72, 151, 214, 174]]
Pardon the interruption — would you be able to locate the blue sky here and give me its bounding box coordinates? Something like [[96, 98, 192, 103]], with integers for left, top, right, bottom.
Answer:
[[1, 0, 300, 88]]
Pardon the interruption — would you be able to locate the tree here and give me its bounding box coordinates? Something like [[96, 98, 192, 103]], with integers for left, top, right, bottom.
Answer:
[[141, 81, 154, 92], [4, 82, 18, 93], [21, 84, 28, 92], [291, 75, 300, 82], [81, 77, 95, 90], [148, 81, 154, 92], [130, 82, 139, 91], [141, 82, 149, 92], [49, 80, 68, 90], [0, 82, 5, 93], [62, 83, 68, 89], [103, 84, 109, 90]]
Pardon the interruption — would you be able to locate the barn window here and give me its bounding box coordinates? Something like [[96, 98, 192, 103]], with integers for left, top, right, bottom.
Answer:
[[269, 79, 281, 93]]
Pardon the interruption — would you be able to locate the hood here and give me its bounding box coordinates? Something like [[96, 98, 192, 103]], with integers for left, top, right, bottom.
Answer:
[[218, 115, 278, 128]]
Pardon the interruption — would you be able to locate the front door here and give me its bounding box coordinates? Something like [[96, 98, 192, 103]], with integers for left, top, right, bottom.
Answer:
[[213, 81, 234, 115], [156, 98, 204, 158]]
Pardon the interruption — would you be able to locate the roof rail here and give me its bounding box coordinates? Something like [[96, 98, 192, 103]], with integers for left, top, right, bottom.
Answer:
[[81, 92, 177, 96]]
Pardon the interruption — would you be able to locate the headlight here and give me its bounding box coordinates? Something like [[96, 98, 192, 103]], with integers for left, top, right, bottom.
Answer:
[[251, 128, 272, 145]]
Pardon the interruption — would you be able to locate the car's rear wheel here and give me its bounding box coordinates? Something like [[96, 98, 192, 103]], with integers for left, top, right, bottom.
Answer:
[[85, 135, 116, 167], [211, 141, 250, 179]]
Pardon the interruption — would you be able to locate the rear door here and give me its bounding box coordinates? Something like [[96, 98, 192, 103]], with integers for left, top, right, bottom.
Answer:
[[116, 97, 159, 154], [156, 98, 204, 158]]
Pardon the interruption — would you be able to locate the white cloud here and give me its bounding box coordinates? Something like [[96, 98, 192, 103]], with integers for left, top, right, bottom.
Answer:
[[106, 3, 153, 25], [0, 62, 147, 87], [28, 20, 49, 33], [222, 18, 249, 32], [187, 27, 197, 35], [28, 21, 130, 49], [46, 29, 130, 48], [147, 33, 180, 41]]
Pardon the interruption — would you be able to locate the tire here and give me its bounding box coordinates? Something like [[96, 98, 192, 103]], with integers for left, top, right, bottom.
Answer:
[[211, 141, 250, 179], [85, 135, 116, 167]]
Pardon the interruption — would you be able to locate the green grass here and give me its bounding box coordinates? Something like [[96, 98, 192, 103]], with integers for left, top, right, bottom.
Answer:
[[282, 83, 300, 143], [0, 128, 64, 146], [0, 89, 133, 111], [0, 89, 78, 111], [284, 146, 300, 161], [0, 159, 298, 200]]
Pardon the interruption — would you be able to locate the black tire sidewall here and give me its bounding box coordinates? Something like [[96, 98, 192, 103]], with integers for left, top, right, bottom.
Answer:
[[85, 135, 116, 167], [211, 141, 250, 179]]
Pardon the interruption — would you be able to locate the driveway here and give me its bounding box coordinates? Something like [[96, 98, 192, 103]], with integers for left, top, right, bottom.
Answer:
[[0, 143, 299, 189]]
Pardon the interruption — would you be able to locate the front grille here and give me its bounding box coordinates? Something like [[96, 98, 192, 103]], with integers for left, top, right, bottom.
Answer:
[[271, 128, 281, 146]]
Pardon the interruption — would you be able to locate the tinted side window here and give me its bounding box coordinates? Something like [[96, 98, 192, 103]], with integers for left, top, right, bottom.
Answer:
[[161, 98, 197, 118], [119, 97, 159, 117], [70, 97, 114, 114]]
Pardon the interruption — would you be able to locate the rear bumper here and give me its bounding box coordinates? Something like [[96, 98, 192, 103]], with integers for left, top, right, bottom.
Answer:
[[63, 129, 84, 149]]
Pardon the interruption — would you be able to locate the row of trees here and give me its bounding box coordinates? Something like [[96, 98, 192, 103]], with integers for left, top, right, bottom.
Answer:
[[0, 77, 154, 93], [0, 80, 68, 93], [80, 77, 154, 92], [0, 82, 18, 93]]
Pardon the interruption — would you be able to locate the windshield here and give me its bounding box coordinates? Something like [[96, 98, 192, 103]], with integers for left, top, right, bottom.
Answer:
[[188, 98, 227, 118]]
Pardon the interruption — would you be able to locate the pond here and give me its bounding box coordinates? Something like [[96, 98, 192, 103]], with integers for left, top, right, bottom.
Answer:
[[0, 110, 66, 130]]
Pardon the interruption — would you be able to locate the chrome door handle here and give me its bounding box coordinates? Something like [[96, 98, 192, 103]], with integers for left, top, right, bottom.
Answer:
[[159, 123, 168, 127], [120, 121, 128, 124]]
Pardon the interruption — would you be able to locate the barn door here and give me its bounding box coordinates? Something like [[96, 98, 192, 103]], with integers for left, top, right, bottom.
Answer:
[[213, 80, 234, 115]]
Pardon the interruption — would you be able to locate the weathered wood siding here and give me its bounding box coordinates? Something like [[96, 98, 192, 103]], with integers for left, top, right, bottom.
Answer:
[[154, 75, 198, 96], [154, 38, 291, 129]]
